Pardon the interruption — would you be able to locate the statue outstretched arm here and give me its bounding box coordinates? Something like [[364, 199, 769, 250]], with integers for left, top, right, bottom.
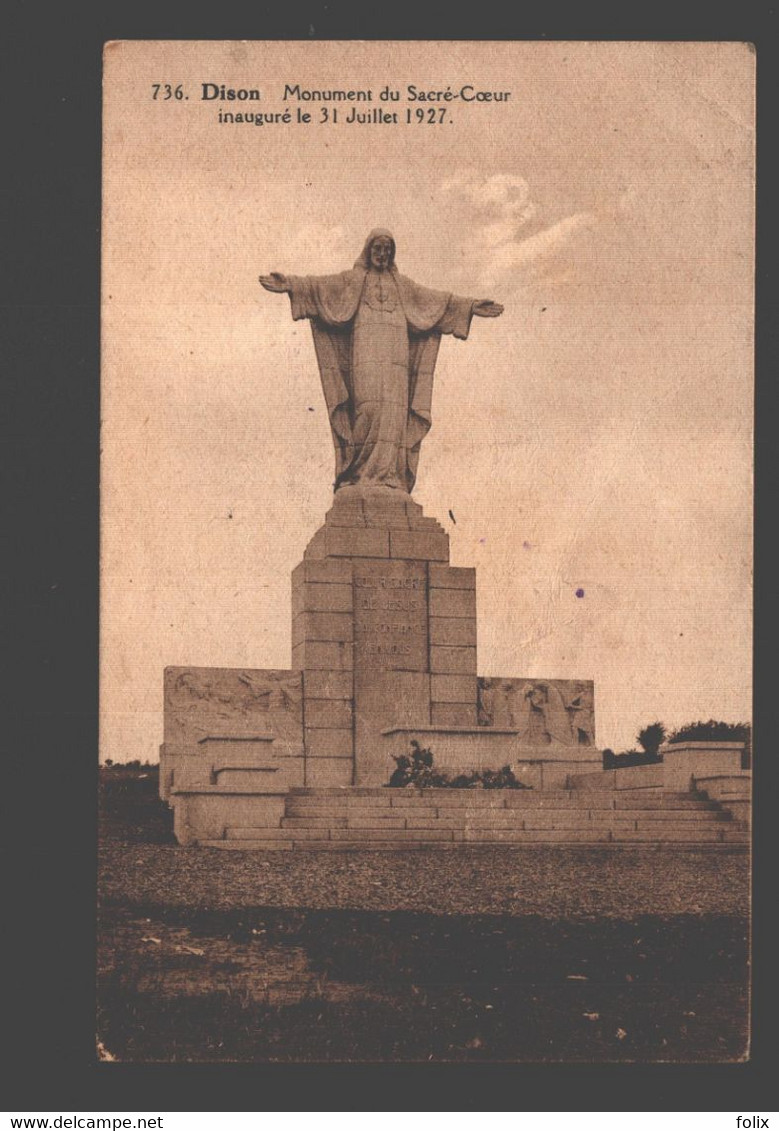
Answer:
[[431, 293, 503, 339], [261, 269, 362, 325], [472, 299, 504, 317], [259, 272, 290, 293]]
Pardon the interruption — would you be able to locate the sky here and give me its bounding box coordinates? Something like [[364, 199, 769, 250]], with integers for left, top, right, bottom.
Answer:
[[102, 41, 754, 761]]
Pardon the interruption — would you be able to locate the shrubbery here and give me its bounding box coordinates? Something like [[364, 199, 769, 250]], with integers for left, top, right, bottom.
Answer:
[[603, 719, 666, 769], [602, 748, 662, 770], [102, 759, 157, 771], [667, 720, 750, 746], [637, 722, 666, 757], [99, 763, 175, 843], [603, 719, 752, 770], [388, 740, 530, 789], [667, 719, 751, 769]]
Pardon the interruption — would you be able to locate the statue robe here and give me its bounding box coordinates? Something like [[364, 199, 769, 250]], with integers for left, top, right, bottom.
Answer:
[[286, 267, 475, 491], [543, 684, 575, 745]]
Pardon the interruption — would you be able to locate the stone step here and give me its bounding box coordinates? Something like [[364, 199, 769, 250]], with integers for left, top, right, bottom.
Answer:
[[288, 788, 559, 804], [515, 811, 724, 828], [716, 801, 750, 822], [696, 777, 750, 796], [226, 826, 326, 840], [286, 796, 394, 810], [284, 801, 721, 824], [284, 800, 604, 815], [282, 796, 567, 814], [612, 797, 717, 810], [285, 791, 714, 813], [283, 805, 412, 820], [281, 816, 349, 828], [344, 808, 427, 819], [662, 791, 709, 800], [284, 814, 721, 833], [459, 828, 609, 843], [218, 787, 746, 850], [329, 826, 455, 841], [202, 839, 463, 851], [600, 808, 729, 822], [220, 823, 747, 845], [387, 794, 510, 808], [200, 838, 746, 852], [290, 786, 707, 801], [278, 817, 731, 839], [344, 816, 408, 829], [401, 812, 605, 828], [394, 814, 720, 831], [628, 823, 737, 841], [286, 803, 584, 819], [285, 797, 613, 814], [611, 826, 746, 843], [289, 787, 393, 796]]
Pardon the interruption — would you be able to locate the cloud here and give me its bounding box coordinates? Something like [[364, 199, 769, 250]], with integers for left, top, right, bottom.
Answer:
[[488, 211, 598, 281], [439, 170, 600, 285], [441, 171, 537, 245]]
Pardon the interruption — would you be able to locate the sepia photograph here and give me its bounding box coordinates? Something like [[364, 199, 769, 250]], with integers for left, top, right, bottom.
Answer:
[[99, 39, 753, 1063]]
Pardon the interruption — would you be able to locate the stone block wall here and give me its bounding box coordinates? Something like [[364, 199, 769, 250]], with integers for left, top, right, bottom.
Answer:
[[287, 492, 483, 786], [429, 565, 477, 726], [292, 553, 481, 786], [160, 666, 304, 800], [660, 742, 746, 792], [173, 791, 286, 845], [291, 558, 356, 785], [568, 743, 748, 797]]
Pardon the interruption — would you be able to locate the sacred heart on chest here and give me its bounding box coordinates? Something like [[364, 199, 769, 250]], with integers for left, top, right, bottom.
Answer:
[[363, 272, 399, 312]]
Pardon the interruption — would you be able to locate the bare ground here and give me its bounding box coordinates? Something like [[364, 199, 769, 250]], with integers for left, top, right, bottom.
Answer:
[[98, 841, 749, 1063]]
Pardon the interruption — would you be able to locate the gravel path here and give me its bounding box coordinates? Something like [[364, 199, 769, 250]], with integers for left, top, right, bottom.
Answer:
[[100, 843, 749, 919]]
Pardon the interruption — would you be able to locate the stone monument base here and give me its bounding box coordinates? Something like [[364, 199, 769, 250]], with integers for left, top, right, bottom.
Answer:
[[161, 488, 607, 844]]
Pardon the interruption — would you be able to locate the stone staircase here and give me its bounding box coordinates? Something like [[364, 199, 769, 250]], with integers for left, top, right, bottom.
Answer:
[[199, 784, 749, 850], [694, 773, 751, 826]]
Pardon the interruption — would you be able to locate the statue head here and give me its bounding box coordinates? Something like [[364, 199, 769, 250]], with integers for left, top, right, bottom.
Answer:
[[355, 228, 396, 272], [527, 683, 548, 706], [370, 235, 394, 271]]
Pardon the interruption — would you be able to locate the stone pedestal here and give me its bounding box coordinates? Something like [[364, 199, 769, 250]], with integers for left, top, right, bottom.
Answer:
[[291, 486, 478, 786]]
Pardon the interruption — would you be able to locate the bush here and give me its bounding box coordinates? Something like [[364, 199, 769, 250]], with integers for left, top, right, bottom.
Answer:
[[602, 747, 663, 770], [668, 720, 751, 769], [98, 764, 175, 843], [388, 741, 448, 788], [388, 741, 530, 789], [667, 720, 750, 745], [637, 721, 666, 756], [602, 719, 753, 771]]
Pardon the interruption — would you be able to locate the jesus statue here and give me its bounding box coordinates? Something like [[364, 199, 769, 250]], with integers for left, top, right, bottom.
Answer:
[[260, 228, 503, 494]]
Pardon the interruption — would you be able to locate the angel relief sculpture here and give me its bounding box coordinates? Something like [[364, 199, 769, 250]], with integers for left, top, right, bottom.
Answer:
[[477, 679, 595, 746]]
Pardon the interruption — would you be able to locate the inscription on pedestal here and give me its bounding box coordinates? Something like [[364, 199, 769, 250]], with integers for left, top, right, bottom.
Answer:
[[353, 559, 428, 672], [352, 559, 430, 784]]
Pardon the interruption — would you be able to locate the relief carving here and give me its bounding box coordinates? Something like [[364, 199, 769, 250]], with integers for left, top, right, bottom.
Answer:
[[477, 678, 595, 746], [164, 667, 303, 747]]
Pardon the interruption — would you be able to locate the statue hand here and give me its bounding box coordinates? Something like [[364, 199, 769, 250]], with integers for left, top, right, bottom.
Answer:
[[259, 272, 290, 293], [473, 300, 504, 318]]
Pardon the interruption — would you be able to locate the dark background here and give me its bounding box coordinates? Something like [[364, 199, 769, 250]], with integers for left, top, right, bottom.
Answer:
[[4, 0, 776, 1112]]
